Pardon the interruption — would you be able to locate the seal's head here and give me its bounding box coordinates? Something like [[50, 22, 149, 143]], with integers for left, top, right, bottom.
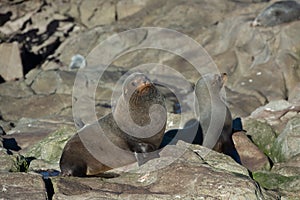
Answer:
[[197, 73, 227, 93], [251, 1, 300, 27], [122, 73, 158, 106], [211, 73, 227, 89]]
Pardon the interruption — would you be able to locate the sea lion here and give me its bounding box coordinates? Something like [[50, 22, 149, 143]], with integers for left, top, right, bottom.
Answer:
[[194, 73, 235, 154], [60, 73, 167, 176], [251, 1, 300, 27]]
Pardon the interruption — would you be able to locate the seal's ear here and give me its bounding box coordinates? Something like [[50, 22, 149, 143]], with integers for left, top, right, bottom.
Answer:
[[221, 73, 227, 85]]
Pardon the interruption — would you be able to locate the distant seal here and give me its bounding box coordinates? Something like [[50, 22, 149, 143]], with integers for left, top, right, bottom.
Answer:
[[194, 73, 234, 154], [60, 73, 167, 176], [251, 1, 300, 27]]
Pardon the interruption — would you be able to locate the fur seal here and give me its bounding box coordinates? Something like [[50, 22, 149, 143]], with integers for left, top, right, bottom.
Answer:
[[60, 73, 167, 176], [194, 73, 235, 154], [251, 1, 300, 27]]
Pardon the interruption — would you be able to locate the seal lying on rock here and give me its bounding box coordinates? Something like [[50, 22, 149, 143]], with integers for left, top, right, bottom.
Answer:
[[251, 0, 300, 27], [60, 73, 167, 176], [194, 73, 235, 155]]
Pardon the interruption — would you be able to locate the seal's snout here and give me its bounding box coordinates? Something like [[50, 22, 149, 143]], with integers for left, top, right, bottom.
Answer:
[[250, 19, 260, 27], [136, 80, 152, 94]]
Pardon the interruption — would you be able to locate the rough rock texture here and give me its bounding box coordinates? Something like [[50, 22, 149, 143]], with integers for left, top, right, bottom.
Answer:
[[0, 172, 47, 199], [271, 116, 300, 162], [0, 42, 23, 81], [52, 143, 278, 200], [232, 131, 270, 172]]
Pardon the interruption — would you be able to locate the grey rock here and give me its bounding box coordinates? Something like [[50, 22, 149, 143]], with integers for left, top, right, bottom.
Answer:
[[30, 70, 76, 95], [243, 118, 276, 159], [0, 148, 14, 172], [24, 126, 76, 166], [3, 117, 74, 154], [0, 42, 23, 81], [0, 172, 47, 200], [271, 116, 300, 162], [272, 154, 300, 177], [0, 80, 33, 98], [52, 143, 276, 199], [253, 171, 300, 198], [0, 94, 72, 121], [31, 70, 59, 95]]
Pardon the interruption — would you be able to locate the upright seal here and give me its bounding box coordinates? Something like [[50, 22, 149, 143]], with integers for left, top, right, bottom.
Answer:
[[194, 73, 234, 154], [60, 73, 167, 176]]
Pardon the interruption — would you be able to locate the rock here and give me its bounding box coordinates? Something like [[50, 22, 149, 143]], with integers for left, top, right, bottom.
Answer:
[[0, 80, 33, 98], [31, 70, 59, 95], [242, 118, 276, 159], [226, 88, 263, 118], [0, 148, 14, 172], [253, 171, 300, 198], [232, 131, 270, 172], [272, 154, 300, 177], [79, 0, 116, 28], [0, 94, 72, 121], [52, 143, 277, 199], [0, 172, 47, 200], [289, 82, 300, 103], [41, 26, 113, 70], [246, 100, 300, 134], [3, 117, 74, 154], [116, 0, 149, 20], [271, 116, 300, 162], [24, 126, 76, 167], [30, 70, 76, 95], [9, 154, 29, 173], [0, 42, 23, 81]]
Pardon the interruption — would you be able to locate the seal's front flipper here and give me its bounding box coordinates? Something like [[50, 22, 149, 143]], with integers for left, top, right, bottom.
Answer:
[[131, 143, 160, 166]]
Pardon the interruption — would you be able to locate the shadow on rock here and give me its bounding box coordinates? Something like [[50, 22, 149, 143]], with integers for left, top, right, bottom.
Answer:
[[160, 118, 242, 164]]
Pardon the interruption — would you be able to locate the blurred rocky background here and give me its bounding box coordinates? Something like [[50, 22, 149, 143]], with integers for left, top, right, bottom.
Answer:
[[0, 0, 300, 199]]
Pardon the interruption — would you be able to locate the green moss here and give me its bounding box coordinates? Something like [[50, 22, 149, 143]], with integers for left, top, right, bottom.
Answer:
[[270, 116, 300, 163], [10, 154, 29, 172], [269, 140, 286, 163], [243, 119, 276, 158], [24, 126, 75, 164], [253, 171, 299, 191]]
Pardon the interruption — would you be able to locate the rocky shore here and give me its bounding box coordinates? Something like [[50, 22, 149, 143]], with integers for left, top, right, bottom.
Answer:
[[0, 0, 300, 199]]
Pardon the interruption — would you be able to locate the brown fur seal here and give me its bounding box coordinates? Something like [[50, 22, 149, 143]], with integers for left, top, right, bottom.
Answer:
[[60, 73, 167, 176], [194, 73, 234, 154], [251, 1, 300, 27]]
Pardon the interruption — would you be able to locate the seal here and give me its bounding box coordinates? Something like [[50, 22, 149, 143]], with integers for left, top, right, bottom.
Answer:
[[251, 1, 300, 27], [59, 73, 167, 176], [194, 73, 234, 154]]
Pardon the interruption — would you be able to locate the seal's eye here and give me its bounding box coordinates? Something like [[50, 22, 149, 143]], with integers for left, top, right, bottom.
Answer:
[[131, 81, 136, 87]]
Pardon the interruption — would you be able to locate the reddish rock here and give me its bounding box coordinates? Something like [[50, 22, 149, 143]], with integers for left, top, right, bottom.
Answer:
[[232, 131, 270, 172]]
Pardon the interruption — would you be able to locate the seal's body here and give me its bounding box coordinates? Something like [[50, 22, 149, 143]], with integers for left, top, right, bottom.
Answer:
[[195, 73, 234, 154], [251, 1, 300, 27], [60, 73, 166, 176]]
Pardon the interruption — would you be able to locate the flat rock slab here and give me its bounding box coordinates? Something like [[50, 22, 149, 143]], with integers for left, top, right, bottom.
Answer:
[[0, 94, 72, 121], [0, 172, 47, 200], [52, 143, 277, 199]]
